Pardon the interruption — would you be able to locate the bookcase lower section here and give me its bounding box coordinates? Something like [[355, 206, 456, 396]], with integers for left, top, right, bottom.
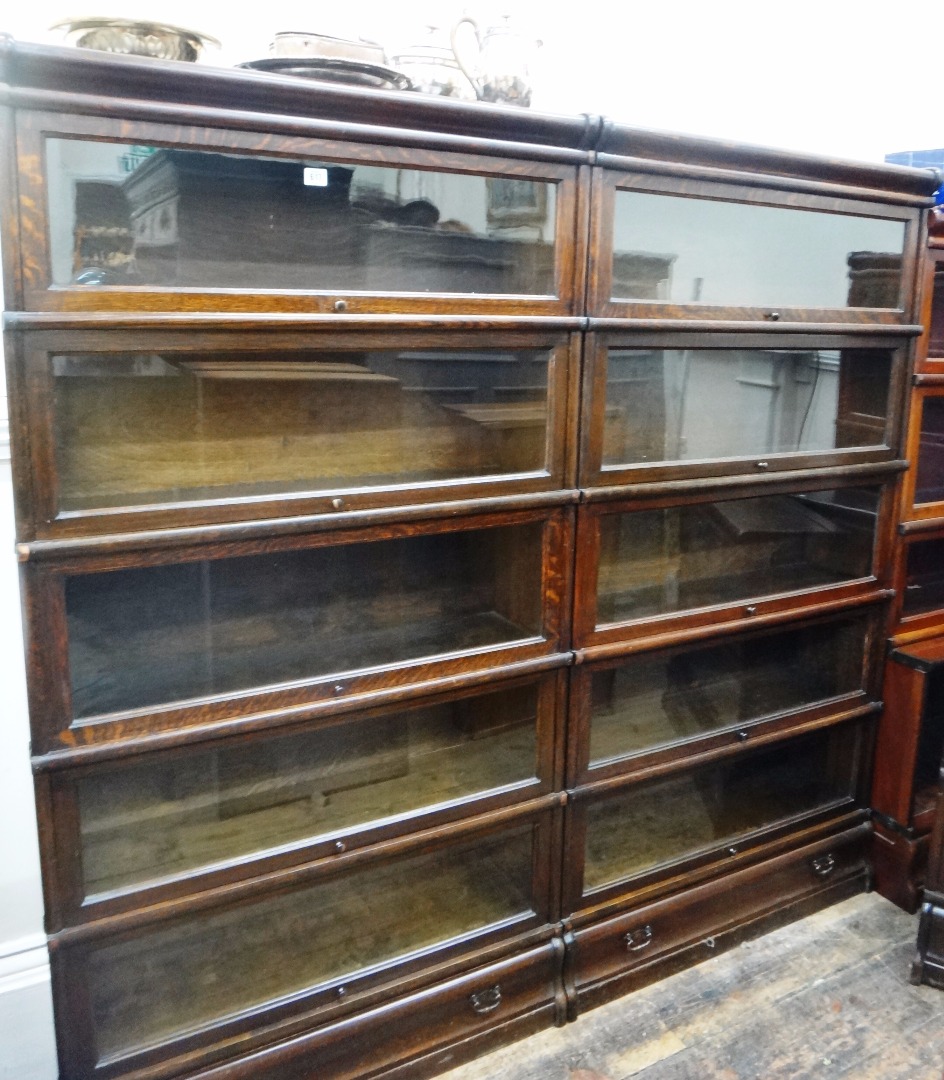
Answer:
[[54, 823, 869, 1080]]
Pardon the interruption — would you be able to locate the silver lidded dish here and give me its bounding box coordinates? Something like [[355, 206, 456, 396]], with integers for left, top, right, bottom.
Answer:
[[51, 17, 220, 62]]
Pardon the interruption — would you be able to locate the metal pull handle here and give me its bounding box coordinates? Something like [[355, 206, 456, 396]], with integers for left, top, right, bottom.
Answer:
[[624, 924, 653, 951], [470, 984, 502, 1015], [811, 853, 836, 878]]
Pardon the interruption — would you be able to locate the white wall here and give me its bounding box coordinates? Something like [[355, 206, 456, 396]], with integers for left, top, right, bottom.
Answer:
[[3, 0, 943, 164]]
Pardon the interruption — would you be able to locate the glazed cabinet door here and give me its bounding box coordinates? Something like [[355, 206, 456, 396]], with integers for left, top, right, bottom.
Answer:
[[38, 669, 565, 925], [578, 332, 910, 488], [9, 328, 579, 538], [564, 720, 869, 914], [588, 168, 921, 324], [573, 477, 891, 649], [14, 112, 583, 315], [50, 808, 561, 1080], [566, 606, 882, 786], [23, 505, 573, 752]]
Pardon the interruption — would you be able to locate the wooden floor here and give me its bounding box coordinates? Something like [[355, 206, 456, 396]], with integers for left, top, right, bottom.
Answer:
[[442, 893, 944, 1080]]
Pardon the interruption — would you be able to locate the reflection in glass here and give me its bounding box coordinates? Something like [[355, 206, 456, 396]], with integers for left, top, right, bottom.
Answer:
[[589, 616, 868, 765], [931, 268, 944, 355], [611, 190, 906, 310], [45, 139, 556, 295], [602, 348, 892, 468], [904, 538, 944, 617], [596, 488, 878, 625], [915, 397, 944, 505], [584, 728, 856, 889], [66, 525, 545, 718], [51, 348, 553, 511], [87, 829, 534, 1059], [76, 683, 540, 895]]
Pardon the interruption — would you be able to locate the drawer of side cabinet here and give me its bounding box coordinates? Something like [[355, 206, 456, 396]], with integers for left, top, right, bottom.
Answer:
[[188, 941, 563, 1080], [571, 826, 868, 1000]]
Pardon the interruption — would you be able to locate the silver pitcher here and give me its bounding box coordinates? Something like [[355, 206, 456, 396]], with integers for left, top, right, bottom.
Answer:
[[450, 15, 541, 107]]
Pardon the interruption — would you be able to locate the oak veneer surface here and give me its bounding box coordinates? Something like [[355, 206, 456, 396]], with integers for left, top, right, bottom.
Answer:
[[1, 36, 938, 1080]]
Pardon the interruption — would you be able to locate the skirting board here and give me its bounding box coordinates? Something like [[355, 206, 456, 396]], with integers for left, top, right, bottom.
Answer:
[[0, 937, 58, 1080]]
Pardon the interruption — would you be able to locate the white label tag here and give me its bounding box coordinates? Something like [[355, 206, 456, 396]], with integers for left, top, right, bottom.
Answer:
[[303, 167, 329, 187]]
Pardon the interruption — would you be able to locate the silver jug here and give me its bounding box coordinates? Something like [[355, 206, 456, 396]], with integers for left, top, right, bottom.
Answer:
[[450, 15, 541, 107], [390, 25, 477, 100]]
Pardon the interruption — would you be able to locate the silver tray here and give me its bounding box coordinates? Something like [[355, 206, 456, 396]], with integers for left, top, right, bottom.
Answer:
[[239, 57, 412, 91]]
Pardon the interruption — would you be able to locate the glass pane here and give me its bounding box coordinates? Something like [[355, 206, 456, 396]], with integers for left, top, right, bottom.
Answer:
[[930, 268, 944, 355], [86, 828, 534, 1060], [584, 729, 856, 890], [914, 397, 944, 505], [45, 139, 557, 296], [66, 524, 544, 718], [589, 615, 869, 764], [76, 683, 540, 895], [602, 348, 892, 468], [611, 190, 905, 310], [596, 488, 878, 625], [904, 538, 944, 617], [51, 348, 553, 512]]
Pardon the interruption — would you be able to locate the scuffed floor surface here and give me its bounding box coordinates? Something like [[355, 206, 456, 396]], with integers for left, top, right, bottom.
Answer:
[[441, 893, 944, 1080]]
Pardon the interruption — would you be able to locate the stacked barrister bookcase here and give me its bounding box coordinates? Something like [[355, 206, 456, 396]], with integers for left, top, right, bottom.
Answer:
[[0, 36, 939, 1080]]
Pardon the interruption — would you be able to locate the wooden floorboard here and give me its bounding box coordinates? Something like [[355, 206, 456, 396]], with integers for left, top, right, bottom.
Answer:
[[442, 894, 944, 1080]]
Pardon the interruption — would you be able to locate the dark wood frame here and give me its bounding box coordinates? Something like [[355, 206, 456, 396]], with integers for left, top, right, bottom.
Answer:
[[21, 504, 574, 755], [565, 602, 885, 788], [887, 521, 944, 644], [14, 110, 585, 317], [571, 471, 898, 652], [36, 667, 568, 929], [587, 167, 925, 325], [561, 715, 873, 918], [48, 802, 564, 1080], [0, 35, 937, 1080], [914, 248, 944, 373], [900, 380, 944, 521], [566, 822, 870, 1013], [7, 326, 582, 540], [577, 330, 914, 488]]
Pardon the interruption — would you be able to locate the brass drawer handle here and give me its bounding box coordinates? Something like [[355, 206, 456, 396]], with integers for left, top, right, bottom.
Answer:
[[470, 984, 502, 1015], [811, 853, 836, 878], [624, 924, 653, 951]]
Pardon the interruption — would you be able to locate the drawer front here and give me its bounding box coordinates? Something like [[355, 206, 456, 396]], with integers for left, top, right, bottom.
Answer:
[[181, 942, 562, 1080], [572, 826, 868, 998]]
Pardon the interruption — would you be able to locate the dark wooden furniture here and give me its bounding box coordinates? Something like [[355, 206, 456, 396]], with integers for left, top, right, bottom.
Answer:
[[911, 775, 944, 988], [870, 206, 944, 911], [0, 36, 937, 1080]]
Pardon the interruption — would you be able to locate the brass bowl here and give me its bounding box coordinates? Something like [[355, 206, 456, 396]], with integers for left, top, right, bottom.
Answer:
[[51, 17, 220, 62]]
